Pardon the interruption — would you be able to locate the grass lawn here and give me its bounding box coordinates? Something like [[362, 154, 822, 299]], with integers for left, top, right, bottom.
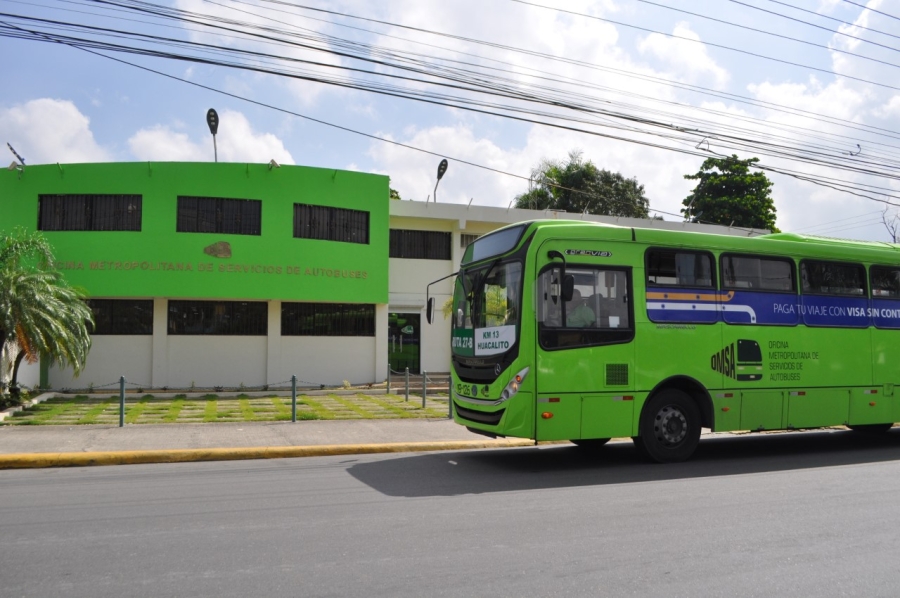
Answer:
[[3, 392, 450, 425]]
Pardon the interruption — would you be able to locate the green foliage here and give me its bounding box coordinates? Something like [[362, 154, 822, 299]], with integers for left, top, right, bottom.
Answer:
[[0, 229, 94, 396], [389, 187, 401, 200], [682, 155, 778, 231], [514, 151, 650, 218]]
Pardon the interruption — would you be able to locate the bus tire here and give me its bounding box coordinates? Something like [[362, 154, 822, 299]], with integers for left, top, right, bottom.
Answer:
[[848, 423, 893, 434], [635, 389, 701, 463], [571, 438, 611, 449]]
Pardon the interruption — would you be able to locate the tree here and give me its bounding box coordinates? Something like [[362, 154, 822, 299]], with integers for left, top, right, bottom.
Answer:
[[682, 155, 777, 231], [881, 208, 899, 243], [390, 188, 401, 200], [0, 229, 93, 397], [514, 151, 650, 218]]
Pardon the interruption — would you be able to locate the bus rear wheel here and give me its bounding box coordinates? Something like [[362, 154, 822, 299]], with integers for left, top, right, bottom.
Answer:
[[634, 389, 701, 463], [571, 438, 611, 449]]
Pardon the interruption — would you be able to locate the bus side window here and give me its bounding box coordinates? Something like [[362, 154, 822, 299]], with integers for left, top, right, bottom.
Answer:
[[872, 266, 900, 298], [721, 254, 795, 292], [646, 249, 715, 288], [538, 265, 634, 350]]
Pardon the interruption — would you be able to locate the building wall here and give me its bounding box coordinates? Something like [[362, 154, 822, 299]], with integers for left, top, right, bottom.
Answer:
[[47, 299, 383, 389], [166, 337, 267, 389], [2, 162, 390, 304], [48, 336, 153, 390]]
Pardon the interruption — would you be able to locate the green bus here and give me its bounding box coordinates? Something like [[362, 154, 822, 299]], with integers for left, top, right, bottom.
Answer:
[[428, 220, 900, 462]]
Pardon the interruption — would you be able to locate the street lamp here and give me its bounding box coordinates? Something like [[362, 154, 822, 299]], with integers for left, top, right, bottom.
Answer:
[[206, 108, 219, 162], [433, 158, 448, 202]]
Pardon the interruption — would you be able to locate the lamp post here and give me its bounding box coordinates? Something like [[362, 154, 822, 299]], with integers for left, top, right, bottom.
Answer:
[[433, 158, 448, 202], [206, 108, 219, 162]]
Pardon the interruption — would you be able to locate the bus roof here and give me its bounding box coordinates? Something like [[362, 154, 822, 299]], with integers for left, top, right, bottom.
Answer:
[[525, 220, 900, 263]]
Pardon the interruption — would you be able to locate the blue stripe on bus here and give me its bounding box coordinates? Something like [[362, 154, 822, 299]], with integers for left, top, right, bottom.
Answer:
[[645, 289, 900, 328]]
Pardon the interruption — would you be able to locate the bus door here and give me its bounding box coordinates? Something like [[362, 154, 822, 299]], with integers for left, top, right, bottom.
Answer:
[[534, 250, 636, 441]]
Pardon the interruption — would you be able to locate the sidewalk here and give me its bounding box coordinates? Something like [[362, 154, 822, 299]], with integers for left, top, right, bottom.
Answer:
[[0, 419, 536, 468]]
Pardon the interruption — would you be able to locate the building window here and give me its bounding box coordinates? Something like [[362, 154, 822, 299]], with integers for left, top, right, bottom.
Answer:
[[460, 233, 480, 248], [168, 300, 267, 335], [293, 204, 369, 244], [800, 260, 866, 296], [87, 299, 153, 335], [646, 249, 715, 288], [38, 194, 142, 231], [177, 196, 261, 235], [390, 229, 451, 260], [282, 303, 375, 336]]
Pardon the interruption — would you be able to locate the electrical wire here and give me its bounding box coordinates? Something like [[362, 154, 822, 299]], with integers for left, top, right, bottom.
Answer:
[[4, 0, 900, 226], [637, 0, 900, 67], [511, 0, 900, 92], [761, 0, 900, 41], [842, 0, 900, 23], [728, 0, 900, 52]]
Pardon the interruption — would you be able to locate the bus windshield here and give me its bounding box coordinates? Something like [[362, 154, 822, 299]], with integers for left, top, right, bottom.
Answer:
[[451, 260, 522, 358]]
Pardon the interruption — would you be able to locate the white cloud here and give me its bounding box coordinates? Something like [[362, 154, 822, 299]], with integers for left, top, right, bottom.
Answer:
[[0, 98, 111, 165], [368, 121, 699, 220], [638, 22, 729, 89], [128, 110, 294, 164], [874, 95, 900, 119]]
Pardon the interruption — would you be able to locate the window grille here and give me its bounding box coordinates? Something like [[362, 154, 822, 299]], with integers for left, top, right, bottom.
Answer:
[[390, 229, 451, 260], [281, 303, 375, 336], [460, 233, 480, 248], [177, 196, 261, 235], [168, 300, 267, 335], [293, 204, 369, 244], [87, 299, 153, 335], [38, 194, 142, 231]]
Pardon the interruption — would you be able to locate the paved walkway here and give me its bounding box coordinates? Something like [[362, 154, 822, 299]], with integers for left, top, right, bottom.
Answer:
[[0, 419, 488, 454], [0, 419, 537, 468]]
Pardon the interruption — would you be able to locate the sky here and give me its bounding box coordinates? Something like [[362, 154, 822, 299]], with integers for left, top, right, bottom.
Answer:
[[2, 0, 900, 241]]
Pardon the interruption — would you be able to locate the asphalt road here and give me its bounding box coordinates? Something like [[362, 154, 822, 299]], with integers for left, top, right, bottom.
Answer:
[[3, 430, 900, 598]]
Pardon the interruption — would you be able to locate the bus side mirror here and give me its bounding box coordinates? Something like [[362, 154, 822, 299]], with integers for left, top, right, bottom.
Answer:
[[562, 275, 575, 302], [426, 297, 435, 324]]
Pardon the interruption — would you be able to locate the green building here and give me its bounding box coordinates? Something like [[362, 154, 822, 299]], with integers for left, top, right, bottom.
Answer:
[[1, 161, 762, 391]]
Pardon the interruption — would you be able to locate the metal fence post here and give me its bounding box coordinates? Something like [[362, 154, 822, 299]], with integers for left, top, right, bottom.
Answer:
[[448, 377, 452, 419], [291, 375, 297, 423], [386, 363, 391, 394], [405, 367, 409, 402], [119, 376, 125, 427], [422, 370, 427, 408]]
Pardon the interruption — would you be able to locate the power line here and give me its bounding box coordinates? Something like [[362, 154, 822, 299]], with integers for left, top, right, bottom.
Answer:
[[733, 0, 900, 47], [638, 0, 900, 68], [5, 1, 900, 224], [246, 0, 900, 142], [842, 0, 900, 23], [9, 9, 900, 184], [511, 0, 900, 93]]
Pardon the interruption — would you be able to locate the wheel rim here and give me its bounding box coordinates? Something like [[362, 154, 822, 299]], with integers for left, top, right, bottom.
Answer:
[[654, 404, 688, 446]]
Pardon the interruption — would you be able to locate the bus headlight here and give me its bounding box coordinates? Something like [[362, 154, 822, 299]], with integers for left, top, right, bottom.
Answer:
[[500, 367, 529, 400]]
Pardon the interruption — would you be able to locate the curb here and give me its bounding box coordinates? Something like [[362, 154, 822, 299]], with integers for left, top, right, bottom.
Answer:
[[0, 439, 536, 469]]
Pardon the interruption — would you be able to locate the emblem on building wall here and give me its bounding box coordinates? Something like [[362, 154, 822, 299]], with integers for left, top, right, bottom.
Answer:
[[203, 241, 232, 258]]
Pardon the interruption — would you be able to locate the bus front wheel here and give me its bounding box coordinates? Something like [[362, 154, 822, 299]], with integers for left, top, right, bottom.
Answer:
[[633, 390, 701, 463]]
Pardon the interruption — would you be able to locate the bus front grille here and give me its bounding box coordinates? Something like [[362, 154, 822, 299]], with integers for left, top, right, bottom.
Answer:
[[455, 403, 505, 426]]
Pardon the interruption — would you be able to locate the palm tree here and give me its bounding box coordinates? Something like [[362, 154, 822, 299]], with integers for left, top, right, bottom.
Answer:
[[0, 229, 93, 397]]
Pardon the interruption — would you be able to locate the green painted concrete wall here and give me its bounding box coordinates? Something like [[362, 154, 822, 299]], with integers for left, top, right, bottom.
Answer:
[[0, 162, 389, 303]]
